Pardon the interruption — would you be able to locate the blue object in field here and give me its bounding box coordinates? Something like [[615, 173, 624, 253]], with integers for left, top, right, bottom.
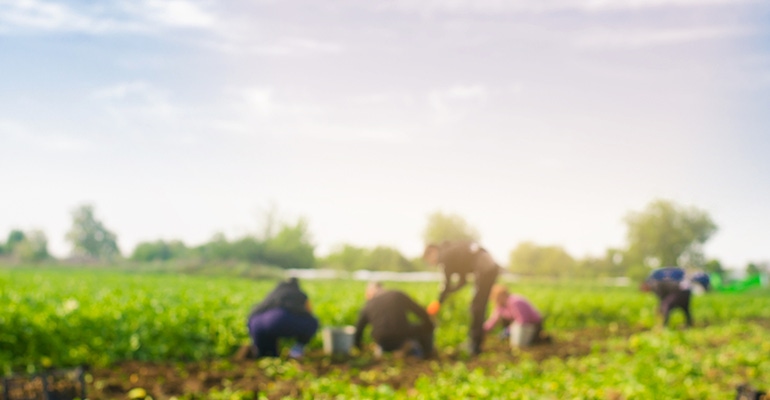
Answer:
[[650, 267, 685, 281], [691, 272, 710, 290]]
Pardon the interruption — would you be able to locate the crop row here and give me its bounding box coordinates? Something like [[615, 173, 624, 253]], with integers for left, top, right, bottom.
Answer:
[[2, 268, 770, 375]]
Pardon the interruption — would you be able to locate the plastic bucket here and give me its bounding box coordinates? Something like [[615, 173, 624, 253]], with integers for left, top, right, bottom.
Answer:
[[509, 322, 537, 348], [322, 326, 356, 355]]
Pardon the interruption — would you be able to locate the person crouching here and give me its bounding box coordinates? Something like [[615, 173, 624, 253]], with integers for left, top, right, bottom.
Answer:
[[354, 282, 435, 359], [483, 284, 548, 346], [246, 277, 319, 359]]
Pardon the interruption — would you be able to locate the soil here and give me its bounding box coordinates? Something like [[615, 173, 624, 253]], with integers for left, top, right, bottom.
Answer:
[[72, 325, 642, 400]]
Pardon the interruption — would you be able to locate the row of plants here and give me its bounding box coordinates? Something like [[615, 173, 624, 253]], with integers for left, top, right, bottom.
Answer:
[[2, 267, 769, 398]]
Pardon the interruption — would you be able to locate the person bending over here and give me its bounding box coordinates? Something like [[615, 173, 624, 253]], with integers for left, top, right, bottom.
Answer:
[[423, 240, 501, 355], [354, 282, 435, 358]]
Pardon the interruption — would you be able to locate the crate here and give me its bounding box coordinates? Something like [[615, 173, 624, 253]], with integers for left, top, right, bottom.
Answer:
[[1, 367, 87, 400]]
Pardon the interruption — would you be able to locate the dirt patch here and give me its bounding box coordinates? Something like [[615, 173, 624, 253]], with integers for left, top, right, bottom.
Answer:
[[83, 325, 643, 399]]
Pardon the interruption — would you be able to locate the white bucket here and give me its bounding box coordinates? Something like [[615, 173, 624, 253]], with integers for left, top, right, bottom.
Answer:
[[509, 322, 537, 348], [322, 326, 356, 355]]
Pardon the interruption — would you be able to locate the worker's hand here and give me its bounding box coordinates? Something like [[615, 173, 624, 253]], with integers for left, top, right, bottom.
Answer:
[[427, 300, 441, 316]]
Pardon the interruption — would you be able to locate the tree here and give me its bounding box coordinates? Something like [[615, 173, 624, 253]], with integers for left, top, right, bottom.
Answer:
[[746, 262, 767, 277], [0, 230, 25, 255], [422, 211, 480, 245], [65, 204, 121, 261], [703, 259, 725, 276], [14, 230, 49, 263], [366, 246, 415, 272], [323, 244, 369, 271], [6, 230, 26, 253], [575, 249, 627, 278], [623, 199, 717, 269], [131, 240, 189, 262], [262, 218, 315, 269], [508, 241, 576, 277], [323, 244, 416, 272]]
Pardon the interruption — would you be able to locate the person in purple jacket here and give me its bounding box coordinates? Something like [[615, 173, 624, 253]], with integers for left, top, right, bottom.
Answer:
[[246, 277, 319, 358], [484, 284, 548, 345]]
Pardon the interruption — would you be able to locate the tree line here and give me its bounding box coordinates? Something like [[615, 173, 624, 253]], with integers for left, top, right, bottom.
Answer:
[[1, 200, 766, 278]]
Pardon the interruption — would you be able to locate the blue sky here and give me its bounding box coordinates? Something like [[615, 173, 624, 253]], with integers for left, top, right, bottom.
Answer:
[[1, 0, 769, 268]]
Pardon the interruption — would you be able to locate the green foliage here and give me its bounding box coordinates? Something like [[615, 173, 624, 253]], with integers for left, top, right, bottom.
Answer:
[[508, 242, 576, 277], [322, 245, 416, 272], [624, 199, 717, 269], [368, 246, 415, 272], [13, 230, 50, 263], [65, 204, 121, 261], [131, 240, 189, 262], [193, 233, 233, 261], [2, 268, 770, 398], [703, 259, 725, 276], [575, 249, 627, 278], [626, 263, 652, 283], [133, 222, 314, 270], [745, 262, 767, 277], [262, 218, 315, 269], [323, 244, 369, 271], [422, 212, 480, 245], [0, 230, 50, 263], [6, 230, 26, 250]]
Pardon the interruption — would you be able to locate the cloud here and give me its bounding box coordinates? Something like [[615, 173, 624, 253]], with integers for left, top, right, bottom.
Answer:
[[239, 88, 274, 117], [255, 38, 343, 56], [135, 0, 215, 28], [0, 0, 217, 34], [582, 0, 756, 12], [91, 81, 177, 121], [0, 119, 91, 152], [428, 84, 488, 123], [204, 36, 345, 56], [575, 26, 757, 48], [228, 87, 327, 120], [381, 0, 757, 14], [443, 84, 488, 100], [0, 1, 347, 58], [300, 124, 412, 144], [91, 81, 153, 100], [0, 0, 125, 33]]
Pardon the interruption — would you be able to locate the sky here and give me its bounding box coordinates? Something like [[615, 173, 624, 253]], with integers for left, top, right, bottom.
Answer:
[[1, 0, 769, 268]]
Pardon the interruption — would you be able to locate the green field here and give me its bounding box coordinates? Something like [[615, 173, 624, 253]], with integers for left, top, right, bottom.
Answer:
[[2, 267, 769, 399]]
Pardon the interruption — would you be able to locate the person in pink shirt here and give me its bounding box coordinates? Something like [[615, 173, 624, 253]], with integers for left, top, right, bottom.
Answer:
[[484, 284, 548, 345]]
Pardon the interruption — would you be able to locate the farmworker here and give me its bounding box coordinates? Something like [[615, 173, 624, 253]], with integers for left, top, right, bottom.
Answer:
[[690, 271, 711, 292], [642, 267, 693, 327], [354, 281, 435, 359], [246, 277, 319, 358], [423, 240, 501, 355], [483, 284, 549, 346]]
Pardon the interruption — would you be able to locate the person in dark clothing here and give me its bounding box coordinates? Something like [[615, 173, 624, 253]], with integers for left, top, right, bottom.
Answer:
[[354, 282, 435, 358], [246, 277, 319, 358], [423, 240, 501, 355], [642, 267, 693, 327]]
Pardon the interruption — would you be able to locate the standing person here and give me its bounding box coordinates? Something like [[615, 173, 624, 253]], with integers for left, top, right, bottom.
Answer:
[[483, 285, 547, 346], [354, 282, 435, 358], [423, 240, 501, 355], [246, 277, 319, 358], [642, 267, 693, 327]]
